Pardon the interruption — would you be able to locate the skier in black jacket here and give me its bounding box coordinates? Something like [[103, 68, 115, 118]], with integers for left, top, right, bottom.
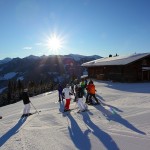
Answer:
[[76, 84, 88, 112], [21, 89, 31, 117]]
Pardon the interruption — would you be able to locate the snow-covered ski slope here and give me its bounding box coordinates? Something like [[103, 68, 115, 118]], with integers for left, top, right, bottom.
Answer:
[[0, 80, 150, 150]]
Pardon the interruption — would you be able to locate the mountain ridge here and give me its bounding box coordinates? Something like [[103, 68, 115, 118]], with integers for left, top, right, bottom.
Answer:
[[0, 54, 102, 94]]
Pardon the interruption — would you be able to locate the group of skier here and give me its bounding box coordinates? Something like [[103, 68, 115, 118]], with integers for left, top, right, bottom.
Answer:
[[58, 78, 100, 113], [0, 78, 99, 119], [19, 77, 99, 117]]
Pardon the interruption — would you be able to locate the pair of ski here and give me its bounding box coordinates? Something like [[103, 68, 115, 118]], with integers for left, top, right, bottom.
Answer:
[[77, 109, 89, 113], [63, 108, 89, 114], [21, 110, 41, 118]]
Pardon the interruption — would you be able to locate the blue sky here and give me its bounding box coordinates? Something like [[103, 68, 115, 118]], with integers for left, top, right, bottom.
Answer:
[[0, 0, 150, 60]]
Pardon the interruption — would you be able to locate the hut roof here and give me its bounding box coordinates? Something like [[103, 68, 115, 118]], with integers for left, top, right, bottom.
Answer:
[[82, 53, 150, 67]]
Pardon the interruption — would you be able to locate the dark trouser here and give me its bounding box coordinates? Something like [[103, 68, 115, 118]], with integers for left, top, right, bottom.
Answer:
[[89, 94, 99, 103], [86, 93, 90, 103], [74, 92, 78, 102], [59, 92, 63, 101], [71, 87, 74, 95]]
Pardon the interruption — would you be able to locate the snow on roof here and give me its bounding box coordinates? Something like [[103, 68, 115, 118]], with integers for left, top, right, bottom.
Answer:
[[82, 53, 150, 67]]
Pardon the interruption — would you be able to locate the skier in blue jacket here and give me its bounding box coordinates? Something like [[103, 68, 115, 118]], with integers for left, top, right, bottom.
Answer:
[[58, 83, 63, 102]]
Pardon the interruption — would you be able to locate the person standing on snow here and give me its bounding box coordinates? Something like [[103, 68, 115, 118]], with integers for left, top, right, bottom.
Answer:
[[21, 88, 31, 117], [85, 81, 91, 103], [73, 79, 79, 102], [62, 84, 72, 112], [88, 80, 100, 105], [71, 82, 75, 95], [76, 84, 87, 112], [58, 83, 63, 102], [80, 78, 86, 95]]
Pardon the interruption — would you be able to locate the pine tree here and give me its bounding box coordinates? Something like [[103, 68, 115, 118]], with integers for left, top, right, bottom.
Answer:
[[7, 80, 12, 104]]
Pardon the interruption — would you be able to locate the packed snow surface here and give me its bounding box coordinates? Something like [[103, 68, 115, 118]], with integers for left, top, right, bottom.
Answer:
[[0, 80, 150, 150]]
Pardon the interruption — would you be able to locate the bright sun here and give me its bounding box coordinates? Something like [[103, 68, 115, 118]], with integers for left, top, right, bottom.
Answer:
[[47, 33, 63, 52]]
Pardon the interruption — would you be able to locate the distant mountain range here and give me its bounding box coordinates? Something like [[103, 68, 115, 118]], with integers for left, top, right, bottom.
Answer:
[[0, 57, 12, 64], [0, 54, 102, 93]]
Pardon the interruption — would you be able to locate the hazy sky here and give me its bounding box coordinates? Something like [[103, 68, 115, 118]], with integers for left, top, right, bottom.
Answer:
[[0, 0, 150, 59]]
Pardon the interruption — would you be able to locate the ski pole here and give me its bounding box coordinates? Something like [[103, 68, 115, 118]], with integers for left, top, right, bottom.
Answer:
[[30, 101, 39, 114]]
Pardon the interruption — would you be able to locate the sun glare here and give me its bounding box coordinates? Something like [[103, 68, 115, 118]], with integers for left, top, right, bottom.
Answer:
[[46, 33, 64, 53]]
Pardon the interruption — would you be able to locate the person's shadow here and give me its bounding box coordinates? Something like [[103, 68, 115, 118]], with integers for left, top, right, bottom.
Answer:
[[101, 101, 123, 113], [81, 112, 120, 150], [95, 93, 105, 102], [67, 114, 91, 150], [94, 104, 146, 135], [92, 95, 123, 113], [0, 117, 27, 147], [59, 100, 65, 113], [59, 101, 69, 117]]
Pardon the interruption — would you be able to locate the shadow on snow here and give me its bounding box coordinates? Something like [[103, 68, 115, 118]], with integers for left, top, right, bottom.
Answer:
[[94, 103, 146, 135], [67, 114, 91, 150], [0, 117, 27, 147], [80, 112, 120, 150]]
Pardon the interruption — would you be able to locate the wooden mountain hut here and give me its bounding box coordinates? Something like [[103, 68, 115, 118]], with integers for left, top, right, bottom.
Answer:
[[81, 53, 150, 82]]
